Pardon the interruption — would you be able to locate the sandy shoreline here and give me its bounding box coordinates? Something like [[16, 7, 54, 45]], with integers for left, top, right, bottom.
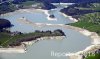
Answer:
[[0, 44, 26, 53], [69, 45, 100, 59], [61, 12, 78, 22], [22, 36, 65, 46], [65, 25, 100, 59], [39, 9, 57, 21]]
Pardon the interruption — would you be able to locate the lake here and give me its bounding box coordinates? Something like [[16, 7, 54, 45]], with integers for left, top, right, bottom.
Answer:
[[0, 4, 91, 59]]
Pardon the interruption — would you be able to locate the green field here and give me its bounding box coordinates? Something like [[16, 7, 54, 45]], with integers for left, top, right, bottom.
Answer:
[[0, 32, 36, 47], [69, 4, 100, 59], [85, 53, 100, 59], [0, 29, 65, 47], [70, 12, 100, 36]]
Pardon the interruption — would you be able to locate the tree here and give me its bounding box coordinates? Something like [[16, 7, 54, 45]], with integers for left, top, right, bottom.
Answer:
[[0, 18, 12, 29]]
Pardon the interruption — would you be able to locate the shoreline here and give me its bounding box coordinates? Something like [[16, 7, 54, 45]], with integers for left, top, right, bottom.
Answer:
[[66, 25, 100, 59], [0, 36, 65, 53], [69, 45, 100, 59], [16, 17, 100, 59], [0, 44, 26, 53], [0, 8, 43, 17], [0, 8, 57, 21], [60, 12, 78, 22], [17, 16, 100, 44], [59, 11, 100, 59], [0, 8, 100, 59], [37, 9, 58, 21]]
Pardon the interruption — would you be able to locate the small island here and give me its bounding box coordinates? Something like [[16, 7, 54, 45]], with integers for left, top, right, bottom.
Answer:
[[49, 14, 55, 18]]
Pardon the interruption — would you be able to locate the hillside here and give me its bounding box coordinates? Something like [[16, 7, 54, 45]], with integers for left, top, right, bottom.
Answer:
[[61, 3, 100, 36]]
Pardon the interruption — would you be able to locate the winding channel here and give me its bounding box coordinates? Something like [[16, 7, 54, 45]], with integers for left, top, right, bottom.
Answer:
[[0, 4, 92, 59]]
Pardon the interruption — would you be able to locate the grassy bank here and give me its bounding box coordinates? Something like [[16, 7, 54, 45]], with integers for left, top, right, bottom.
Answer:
[[85, 53, 100, 59], [0, 32, 35, 47], [0, 29, 65, 47], [63, 3, 100, 59], [70, 12, 100, 36]]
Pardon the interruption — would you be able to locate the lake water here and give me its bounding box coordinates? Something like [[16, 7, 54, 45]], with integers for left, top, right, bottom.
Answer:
[[0, 4, 91, 59]]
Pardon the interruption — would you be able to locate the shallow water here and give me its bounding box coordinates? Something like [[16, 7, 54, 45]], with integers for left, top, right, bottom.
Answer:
[[0, 5, 91, 59]]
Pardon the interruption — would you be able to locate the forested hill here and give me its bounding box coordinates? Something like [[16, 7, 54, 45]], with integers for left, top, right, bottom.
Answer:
[[43, 0, 100, 3]]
